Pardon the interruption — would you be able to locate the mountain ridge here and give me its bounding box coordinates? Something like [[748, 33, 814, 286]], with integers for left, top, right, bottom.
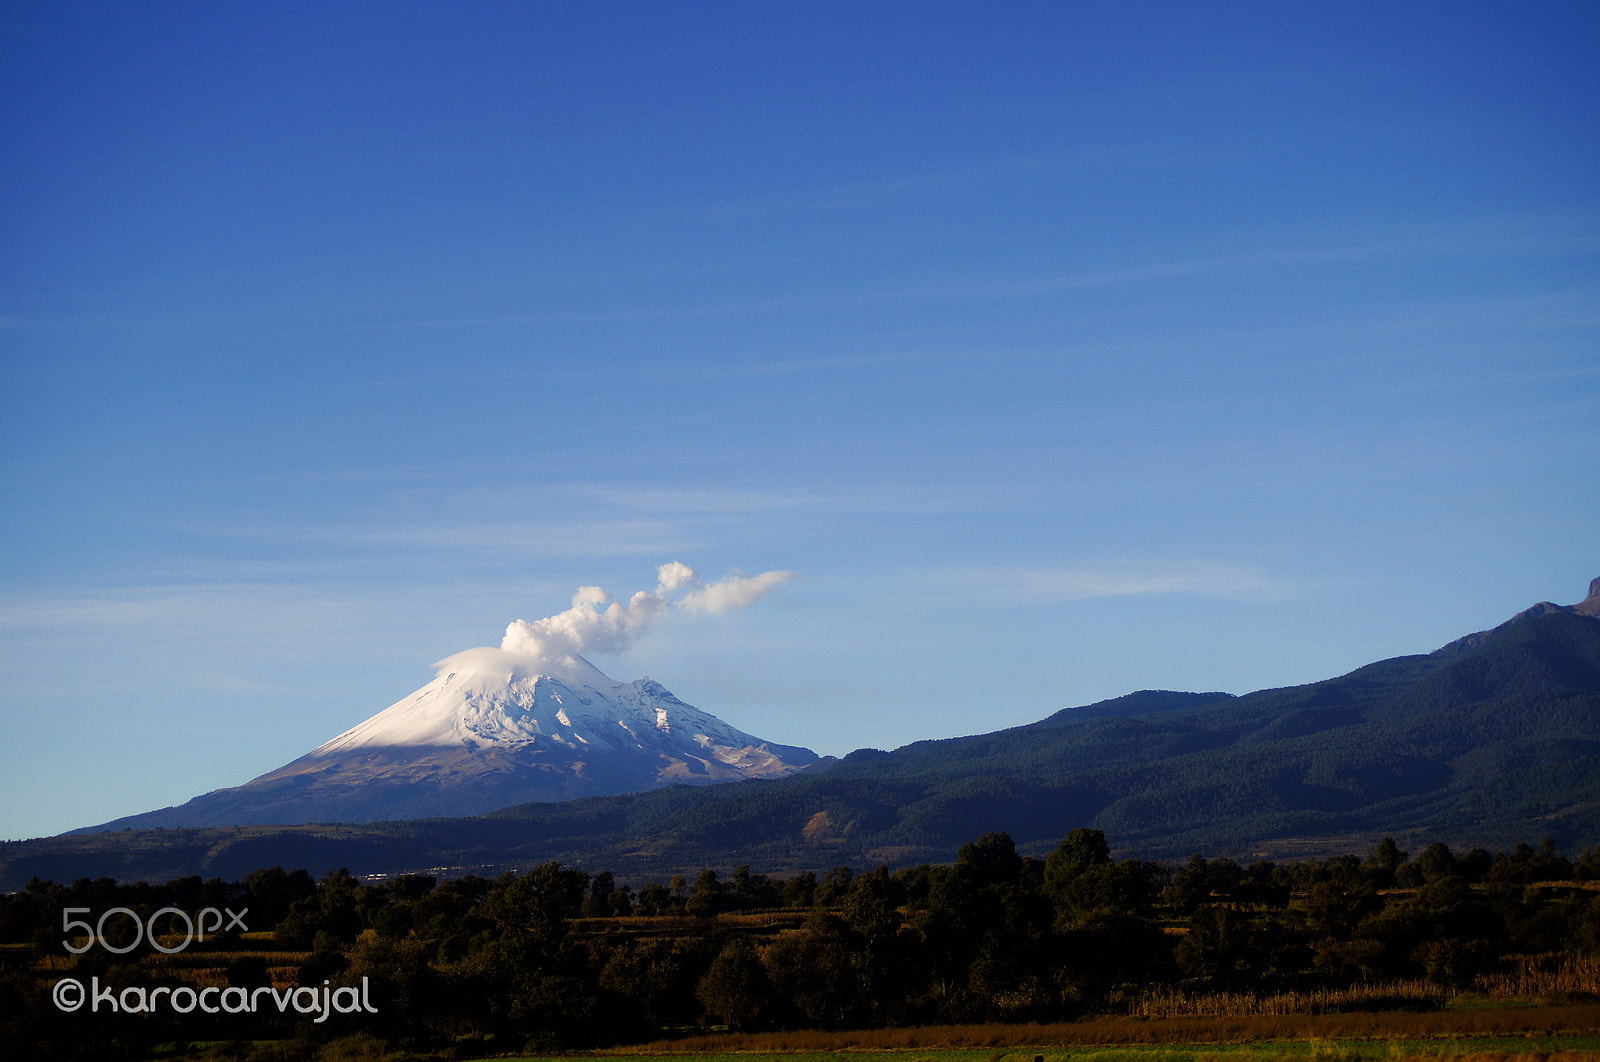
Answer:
[[1433, 575, 1600, 655], [7, 575, 1597, 890]]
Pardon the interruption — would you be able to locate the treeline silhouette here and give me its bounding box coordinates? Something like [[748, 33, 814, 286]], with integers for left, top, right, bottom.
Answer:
[[4, 831, 1600, 1059]]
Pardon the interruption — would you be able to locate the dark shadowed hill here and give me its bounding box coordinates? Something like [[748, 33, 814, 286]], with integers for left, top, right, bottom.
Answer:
[[5, 584, 1599, 889]]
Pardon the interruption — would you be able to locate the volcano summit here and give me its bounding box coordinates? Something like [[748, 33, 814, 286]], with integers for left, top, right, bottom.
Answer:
[[85, 648, 818, 830]]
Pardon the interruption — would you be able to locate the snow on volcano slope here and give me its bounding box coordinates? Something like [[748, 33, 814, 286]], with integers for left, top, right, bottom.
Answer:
[[81, 650, 819, 830], [311, 648, 786, 760]]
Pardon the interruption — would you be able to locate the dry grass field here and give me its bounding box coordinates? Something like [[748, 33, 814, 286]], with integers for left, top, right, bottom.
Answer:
[[512, 1007, 1600, 1062]]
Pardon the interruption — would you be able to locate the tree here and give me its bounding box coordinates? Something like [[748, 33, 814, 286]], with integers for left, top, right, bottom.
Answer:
[[636, 882, 673, 915], [1414, 842, 1458, 883], [959, 831, 1024, 886], [687, 870, 724, 919], [815, 866, 855, 906], [842, 867, 902, 946], [599, 938, 701, 1029], [345, 929, 439, 1038], [1046, 830, 1142, 920], [781, 871, 816, 909], [1047, 828, 1112, 880], [583, 871, 616, 918], [243, 866, 317, 926], [697, 938, 772, 1029], [1365, 837, 1409, 886], [763, 912, 867, 1027], [1173, 905, 1261, 986]]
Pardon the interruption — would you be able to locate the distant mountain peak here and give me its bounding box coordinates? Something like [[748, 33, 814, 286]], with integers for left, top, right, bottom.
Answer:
[[1579, 576, 1600, 618], [1435, 574, 1600, 655]]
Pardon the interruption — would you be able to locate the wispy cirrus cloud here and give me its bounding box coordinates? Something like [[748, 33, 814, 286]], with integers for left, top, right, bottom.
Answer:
[[915, 561, 1314, 604], [558, 482, 1028, 517], [0, 582, 432, 638]]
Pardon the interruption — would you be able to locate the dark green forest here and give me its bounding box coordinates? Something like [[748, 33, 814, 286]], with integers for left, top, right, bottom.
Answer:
[[4, 830, 1600, 1060]]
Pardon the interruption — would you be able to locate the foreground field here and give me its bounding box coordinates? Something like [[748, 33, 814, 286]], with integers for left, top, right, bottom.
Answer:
[[515, 1004, 1600, 1062], [529, 1048, 1600, 1062]]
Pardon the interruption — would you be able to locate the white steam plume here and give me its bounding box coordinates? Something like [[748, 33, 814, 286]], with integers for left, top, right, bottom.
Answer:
[[493, 562, 796, 668], [678, 569, 797, 614]]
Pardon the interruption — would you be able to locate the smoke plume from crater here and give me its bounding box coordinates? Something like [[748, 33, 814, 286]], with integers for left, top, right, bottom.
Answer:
[[472, 562, 796, 673]]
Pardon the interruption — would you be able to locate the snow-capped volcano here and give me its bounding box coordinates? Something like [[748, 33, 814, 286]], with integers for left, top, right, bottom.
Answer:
[[313, 647, 789, 764], [84, 650, 819, 830]]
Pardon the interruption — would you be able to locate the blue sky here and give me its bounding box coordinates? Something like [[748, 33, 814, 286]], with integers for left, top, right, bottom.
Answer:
[[2, 1, 1596, 841]]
